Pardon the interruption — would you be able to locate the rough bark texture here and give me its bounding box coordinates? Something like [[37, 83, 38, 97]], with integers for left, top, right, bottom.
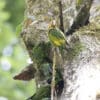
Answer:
[[21, 0, 100, 100], [61, 35, 100, 100]]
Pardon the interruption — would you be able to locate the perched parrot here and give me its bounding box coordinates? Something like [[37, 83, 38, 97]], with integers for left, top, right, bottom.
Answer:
[[48, 20, 69, 50], [48, 20, 67, 99]]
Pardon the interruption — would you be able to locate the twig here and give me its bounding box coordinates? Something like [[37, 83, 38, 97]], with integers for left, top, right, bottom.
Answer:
[[59, 1, 64, 33], [51, 47, 56, 100]]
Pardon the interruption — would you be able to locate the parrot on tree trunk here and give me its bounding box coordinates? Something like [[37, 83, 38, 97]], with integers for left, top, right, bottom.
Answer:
[[48, 20, 69, 100], [48, 20, 69, 50]]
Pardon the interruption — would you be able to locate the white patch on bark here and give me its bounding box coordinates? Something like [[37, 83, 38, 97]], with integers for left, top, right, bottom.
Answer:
[[61, 36, 100, 100]]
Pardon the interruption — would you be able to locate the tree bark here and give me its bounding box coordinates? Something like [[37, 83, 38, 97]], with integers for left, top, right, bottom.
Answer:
[[21, 0, 100, 100], [61, 35, 100, 100]]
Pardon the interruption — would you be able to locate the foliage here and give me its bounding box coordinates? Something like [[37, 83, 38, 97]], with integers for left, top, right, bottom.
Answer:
[[32, 42, 51, 65], [4, 0, 25, 27], [16, 23, 23, 36], [0, 0, 36, 100], [28, 85, 51, 100]]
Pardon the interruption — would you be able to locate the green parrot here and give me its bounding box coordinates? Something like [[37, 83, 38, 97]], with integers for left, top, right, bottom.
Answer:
[[48, 20, 69, 49]]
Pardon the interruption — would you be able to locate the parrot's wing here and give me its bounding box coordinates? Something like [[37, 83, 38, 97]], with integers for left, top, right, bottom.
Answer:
[[56, 28, 66, 40], [49, 28, 66, 40]]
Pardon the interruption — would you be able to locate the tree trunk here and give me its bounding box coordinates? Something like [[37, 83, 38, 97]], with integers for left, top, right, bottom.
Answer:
[[61, 35, 100, 100], [21, 0, 100, 99]]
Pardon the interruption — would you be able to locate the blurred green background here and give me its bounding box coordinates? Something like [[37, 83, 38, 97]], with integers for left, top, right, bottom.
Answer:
[[0, 0, 36, 100]]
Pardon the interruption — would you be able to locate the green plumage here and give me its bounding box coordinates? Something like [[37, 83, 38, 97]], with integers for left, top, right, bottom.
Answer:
[[48, 27, 66, 47]]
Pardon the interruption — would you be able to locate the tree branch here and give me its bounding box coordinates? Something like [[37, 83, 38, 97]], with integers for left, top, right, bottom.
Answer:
[[66, 0, 93, 35], [59, 1, 64, 33]]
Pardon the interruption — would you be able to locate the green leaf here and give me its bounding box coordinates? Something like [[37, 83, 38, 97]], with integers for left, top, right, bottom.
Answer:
[[16, 23, 23, 36]]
